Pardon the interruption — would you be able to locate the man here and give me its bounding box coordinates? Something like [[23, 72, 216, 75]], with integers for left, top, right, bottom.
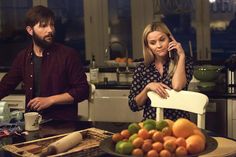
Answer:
[[0, 5, 89, 120]]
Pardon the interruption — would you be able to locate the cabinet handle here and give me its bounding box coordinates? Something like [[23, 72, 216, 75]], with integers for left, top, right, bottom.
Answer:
[[8, 103, 18, 107]]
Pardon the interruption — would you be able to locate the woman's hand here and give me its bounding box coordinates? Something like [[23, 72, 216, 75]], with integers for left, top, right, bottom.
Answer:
[[168, 36, 185, 58], [145, 82, 171, 98]]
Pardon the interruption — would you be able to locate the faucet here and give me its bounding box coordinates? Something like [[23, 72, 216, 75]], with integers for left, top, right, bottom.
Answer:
[[105, 41, 133, 83]]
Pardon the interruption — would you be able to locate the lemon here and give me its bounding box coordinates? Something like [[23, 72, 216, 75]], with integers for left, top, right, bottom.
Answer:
[[143, 119, 157, 131], [156, 120, 169, 131], [119, 141, 134, 155], [115, 141, 124, 153], [128, 133, 138, 142], [128, 123, 141, 135], [143, 119, 157, 127], [143, 123, 156, 131]]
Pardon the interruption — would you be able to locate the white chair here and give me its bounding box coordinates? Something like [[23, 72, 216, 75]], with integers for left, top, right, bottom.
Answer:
[[147, 89, 209, 129]]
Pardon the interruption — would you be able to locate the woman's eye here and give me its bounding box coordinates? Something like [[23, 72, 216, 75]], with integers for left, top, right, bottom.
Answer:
[[149, 41, 156, 45], [160, 37, 166, 42]]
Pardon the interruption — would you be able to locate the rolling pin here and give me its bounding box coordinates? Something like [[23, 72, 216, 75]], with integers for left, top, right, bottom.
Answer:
[[40, 131, 83, 157]]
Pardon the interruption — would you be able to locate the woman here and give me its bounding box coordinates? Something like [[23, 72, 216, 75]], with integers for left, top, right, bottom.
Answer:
[[128, 22, 193, 121]]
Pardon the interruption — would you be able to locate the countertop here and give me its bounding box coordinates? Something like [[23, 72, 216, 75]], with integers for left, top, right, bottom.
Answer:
[[1, 119, 236, 157], [9, 82, 236, 99], [94, 82, 236, 99]]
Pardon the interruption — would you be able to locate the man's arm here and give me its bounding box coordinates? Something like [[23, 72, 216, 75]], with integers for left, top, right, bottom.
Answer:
[[27, 93, 74, 111]]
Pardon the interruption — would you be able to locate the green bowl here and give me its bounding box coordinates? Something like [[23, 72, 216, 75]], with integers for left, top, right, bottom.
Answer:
[[197, 82, 216, 91], [193, 65, 223, 82]]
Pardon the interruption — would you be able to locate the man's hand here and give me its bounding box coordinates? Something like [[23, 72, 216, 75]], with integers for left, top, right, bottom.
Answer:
[[27, 97, 54, 111]]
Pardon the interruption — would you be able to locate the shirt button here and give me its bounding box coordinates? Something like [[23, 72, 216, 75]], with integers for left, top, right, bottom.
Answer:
[[30, 75, 33, 78], [47, 52, 50, 55], [31, 62, 33, 64], [29, 87, 32, 90]]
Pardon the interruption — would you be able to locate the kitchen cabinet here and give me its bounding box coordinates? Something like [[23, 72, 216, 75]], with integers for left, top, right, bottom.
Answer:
[[227, 99, 236, 139], [2, 95, 25, 110], [89, 89, 143, 122]]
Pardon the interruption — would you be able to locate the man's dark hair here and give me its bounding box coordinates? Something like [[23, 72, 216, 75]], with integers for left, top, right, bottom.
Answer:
[[25, 5, 55, 27]]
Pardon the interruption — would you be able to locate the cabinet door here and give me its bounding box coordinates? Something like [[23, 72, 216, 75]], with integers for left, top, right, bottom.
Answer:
[[92, 89, 143, 122], [233, 120, 236, 140], [233, 101, 236, 119], [78, 100, 89, 120]]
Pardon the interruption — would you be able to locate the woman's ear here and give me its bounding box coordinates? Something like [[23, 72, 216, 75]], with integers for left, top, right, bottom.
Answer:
[[26, 26, 33, 36]]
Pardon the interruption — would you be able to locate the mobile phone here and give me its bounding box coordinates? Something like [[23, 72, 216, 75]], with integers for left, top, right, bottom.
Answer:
[[168, 36, 177, 60]]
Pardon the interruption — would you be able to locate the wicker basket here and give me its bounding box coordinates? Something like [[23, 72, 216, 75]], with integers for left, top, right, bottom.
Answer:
[[2, 127, 113, 157]]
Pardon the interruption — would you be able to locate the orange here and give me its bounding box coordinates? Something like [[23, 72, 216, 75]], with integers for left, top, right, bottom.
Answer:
[[163, 139, 177, 153], [159, 149, 172, 157], [146, 149, 159, 157], [152, 142, 163, 152], [175, 137, 186, 148], [186, 134, 205, 154], [175, 146, 187, 156], [172, 118, 195, 138], [132, 137, 144, 148], [120, 129, 131, 139], [138, 128, 150, 140], [132, 148, 144, 156], [112, 133, 123, 142], [193, 128, 206, 142], [164, 119, 174, 129]]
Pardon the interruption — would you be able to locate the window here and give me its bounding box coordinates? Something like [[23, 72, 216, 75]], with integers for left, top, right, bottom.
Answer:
[[48, 0, 86, 64], [0, 0, 32, 69], [210, 0, 236, 62]]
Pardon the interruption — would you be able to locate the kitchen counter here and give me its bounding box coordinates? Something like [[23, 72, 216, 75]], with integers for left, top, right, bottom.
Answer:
[[9, 82, 236, 98], [94, 81, 236, 99], [1, 119, 236, 157]]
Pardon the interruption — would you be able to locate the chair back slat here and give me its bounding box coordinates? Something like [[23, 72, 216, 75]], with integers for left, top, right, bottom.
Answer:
[[147, 90, 209, 129]]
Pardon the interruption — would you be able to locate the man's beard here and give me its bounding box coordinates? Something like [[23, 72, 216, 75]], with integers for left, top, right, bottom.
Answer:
[[32, 31, 54, 49]]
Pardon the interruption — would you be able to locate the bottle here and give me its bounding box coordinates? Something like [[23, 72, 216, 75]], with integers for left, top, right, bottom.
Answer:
[[89, 55, 99, 83]]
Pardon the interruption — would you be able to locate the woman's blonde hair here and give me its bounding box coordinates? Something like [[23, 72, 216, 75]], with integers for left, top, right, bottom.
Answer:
[[142, 22, 178, 77]]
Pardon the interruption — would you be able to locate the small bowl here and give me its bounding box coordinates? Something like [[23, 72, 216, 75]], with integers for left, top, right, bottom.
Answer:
[[193, 65, 223, 82]]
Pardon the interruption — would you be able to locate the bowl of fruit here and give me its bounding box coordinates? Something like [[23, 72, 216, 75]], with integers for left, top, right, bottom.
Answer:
[[99, 118, 217, 156]]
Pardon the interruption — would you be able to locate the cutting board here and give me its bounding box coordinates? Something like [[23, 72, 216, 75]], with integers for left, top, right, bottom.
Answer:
[[200, 137, 236, 157], [2, 128, 113, 157]]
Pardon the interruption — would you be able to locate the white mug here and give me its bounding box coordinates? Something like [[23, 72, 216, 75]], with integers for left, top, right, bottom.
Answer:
[[24, 112, 42, 131]]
